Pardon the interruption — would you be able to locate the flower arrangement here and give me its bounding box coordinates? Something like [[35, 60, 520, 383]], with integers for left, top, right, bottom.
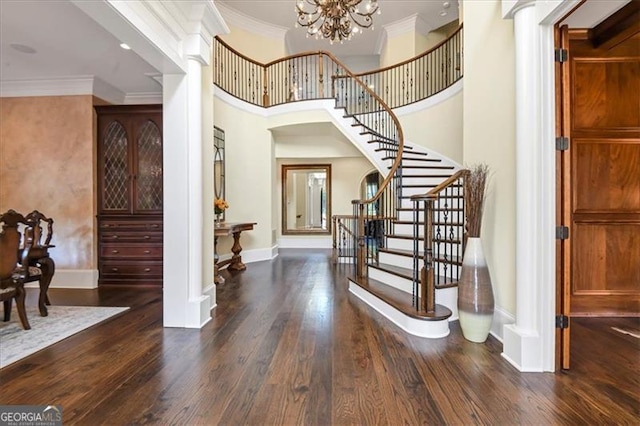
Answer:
[[464, 164, 490, 238], [214, 198, 229, 215]]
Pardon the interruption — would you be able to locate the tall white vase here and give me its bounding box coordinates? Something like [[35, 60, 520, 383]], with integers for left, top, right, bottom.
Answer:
[[458, 237, 494, 343]]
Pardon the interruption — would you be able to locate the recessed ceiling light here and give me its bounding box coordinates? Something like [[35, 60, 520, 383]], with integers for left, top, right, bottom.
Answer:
[[443, 2, 451, 9], [120, 43, 131, 50], [439, 10, 448, 16], [10, 43, 37, 54]]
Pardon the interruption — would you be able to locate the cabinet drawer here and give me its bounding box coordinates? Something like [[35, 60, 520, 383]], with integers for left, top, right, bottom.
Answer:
[[100, 221, 162, 231], [100, 244, 162, 259], [100, 261, 162, 278], [100, 231, 162, 243]]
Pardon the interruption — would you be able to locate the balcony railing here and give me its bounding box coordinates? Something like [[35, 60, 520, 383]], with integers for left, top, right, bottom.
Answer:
[[213, 24, 463, 109]]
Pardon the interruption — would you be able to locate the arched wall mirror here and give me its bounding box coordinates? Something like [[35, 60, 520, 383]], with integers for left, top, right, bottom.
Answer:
[[282, 164, 331, 235], [214, 126, 225, 220]]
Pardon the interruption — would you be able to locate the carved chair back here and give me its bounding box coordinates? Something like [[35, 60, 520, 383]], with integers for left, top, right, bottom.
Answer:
[[24, 210, 54, 249], [0, 210, 27, 282]]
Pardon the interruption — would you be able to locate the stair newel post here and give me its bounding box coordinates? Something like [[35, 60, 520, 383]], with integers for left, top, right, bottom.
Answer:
[[423, 196, 436, 313], [412, 199, 420, 309], [355, 202, 366, 278], [318, 53, 324, 98], [263, 66, 269, 107], [331, 215, 337, 264]]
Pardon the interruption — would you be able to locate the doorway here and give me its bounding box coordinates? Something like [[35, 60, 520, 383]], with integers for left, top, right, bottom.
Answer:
[[556, 2, 640, 369]]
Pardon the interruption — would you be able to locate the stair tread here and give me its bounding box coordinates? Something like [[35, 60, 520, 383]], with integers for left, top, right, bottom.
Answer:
[[392, 165, 456, 170], [369, 262, 413, 279], [349, 276, 453, 321], [382, 156, 442, 162]]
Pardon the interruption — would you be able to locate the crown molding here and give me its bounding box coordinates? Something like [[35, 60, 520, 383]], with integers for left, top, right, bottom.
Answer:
[[215, 2, 288, 40], [124, 92, 163, 104], [0, 76, 163, 105], [383, 13, 432, 39]]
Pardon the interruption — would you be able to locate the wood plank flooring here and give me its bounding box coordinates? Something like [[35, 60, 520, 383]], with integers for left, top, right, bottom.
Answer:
[[1, 249, 638, 425]]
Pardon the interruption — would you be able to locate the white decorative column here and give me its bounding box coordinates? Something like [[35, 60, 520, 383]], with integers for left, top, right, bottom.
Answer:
[[500, 0, 579, 372], [501, 0, 552, 371]]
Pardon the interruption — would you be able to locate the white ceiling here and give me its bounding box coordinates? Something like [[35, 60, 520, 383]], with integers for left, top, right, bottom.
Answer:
[[217, 0, 460, 56], [0, 0, 630, 101], [0, 0, 161, 99]]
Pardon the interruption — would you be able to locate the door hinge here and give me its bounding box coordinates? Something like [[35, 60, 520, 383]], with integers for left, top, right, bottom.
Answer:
[[556, 136, 569, 151], [556, 226, 569, 240], [555, 48, 568, 63], [556, 314, 569, 329]]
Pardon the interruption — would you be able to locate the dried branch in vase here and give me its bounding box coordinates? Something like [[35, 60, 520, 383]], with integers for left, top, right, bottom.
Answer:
[[464, 164, 490, 238]]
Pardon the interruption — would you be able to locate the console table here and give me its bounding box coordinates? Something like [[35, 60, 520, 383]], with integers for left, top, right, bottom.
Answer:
[[214, 222, 256, 284]]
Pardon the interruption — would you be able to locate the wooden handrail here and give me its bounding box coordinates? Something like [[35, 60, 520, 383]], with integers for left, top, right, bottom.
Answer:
[[351, 24, 463, 77], [410, 169, 469, 201]]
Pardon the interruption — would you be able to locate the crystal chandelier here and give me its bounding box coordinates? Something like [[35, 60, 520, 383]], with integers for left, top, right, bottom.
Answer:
[[295, 0, 381, 43]]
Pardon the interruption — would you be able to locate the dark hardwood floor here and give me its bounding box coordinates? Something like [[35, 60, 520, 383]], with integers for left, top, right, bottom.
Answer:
[[1, 249, 638, 424]]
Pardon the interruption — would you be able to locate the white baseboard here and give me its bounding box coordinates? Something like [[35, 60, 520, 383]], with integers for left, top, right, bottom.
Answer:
[[203, 283, 216, 311], [218, 246, 278, 265], [490, 306, 515, 343], [277, 237, 332, 249], [24, 269, 99, 289]]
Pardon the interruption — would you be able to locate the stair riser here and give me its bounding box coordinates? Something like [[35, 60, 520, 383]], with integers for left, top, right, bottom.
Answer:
[[367, 267, 414, 293], [379, 252, 416, 269], [386, 237, 417, 251]]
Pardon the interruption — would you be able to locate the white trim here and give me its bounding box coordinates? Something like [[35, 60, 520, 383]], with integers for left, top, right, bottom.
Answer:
[[349, 280, 450, 338], [25, 269, 99, 289], [215, 2, 288, 40], [393, 79, 463, 117], [490, 306, 515, 343], [0, 76, 125, 104], [383, 13, 432, 39], [277, 237, 332, 249], [185, 296, 212, 328], [203, 283, 216, 311], [124, 92, 163, 104], [239, 246, 279, 263]]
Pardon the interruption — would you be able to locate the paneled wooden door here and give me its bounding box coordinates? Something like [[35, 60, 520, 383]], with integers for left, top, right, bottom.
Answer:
[[563, 30, 640, 320]]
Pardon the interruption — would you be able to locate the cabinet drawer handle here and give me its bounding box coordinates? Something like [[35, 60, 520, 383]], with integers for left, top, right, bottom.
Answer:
[[144, 250, 151, 254], [151, 224, 159, 228], [144, 235, 150, 239], [111, 267, 119, 272], [112, 235, 119, 239], [112, 250, 119, 254], [144, 268, 151, 272]]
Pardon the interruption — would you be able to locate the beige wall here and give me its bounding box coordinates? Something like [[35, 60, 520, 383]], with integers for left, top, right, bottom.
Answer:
[[418, 20, 461, 53], [0, 95, 96, 270], [381, 31, 416, 68], [462, 0, 516, 314], [219, 24, 286, 64], [398, 90, 464, 163], [213, 97, 275, 255]]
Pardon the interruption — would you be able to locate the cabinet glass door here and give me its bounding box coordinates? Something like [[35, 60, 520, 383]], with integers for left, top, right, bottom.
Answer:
[[102, 120, 130, 211], [135, 120, 163, 212]]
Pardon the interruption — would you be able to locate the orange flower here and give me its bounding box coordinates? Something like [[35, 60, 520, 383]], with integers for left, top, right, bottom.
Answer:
[[214, 198, 229, 214]]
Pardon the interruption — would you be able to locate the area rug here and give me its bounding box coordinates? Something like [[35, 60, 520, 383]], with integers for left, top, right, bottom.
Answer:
[[0, 305, 129, 368]]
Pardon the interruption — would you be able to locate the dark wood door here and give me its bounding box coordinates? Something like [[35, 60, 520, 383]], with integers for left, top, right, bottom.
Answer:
[[567, 31, 640, 316]]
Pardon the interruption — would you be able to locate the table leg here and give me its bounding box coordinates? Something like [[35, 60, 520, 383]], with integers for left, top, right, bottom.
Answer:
[[228, 231, 247, 271], [214, 236, 225, 284], [37, 256, 55, 317]]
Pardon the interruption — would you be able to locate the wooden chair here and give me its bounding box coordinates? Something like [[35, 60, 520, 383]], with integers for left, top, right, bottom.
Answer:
[[23, 210, 55, 316], [0, 210, 32, 330]]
